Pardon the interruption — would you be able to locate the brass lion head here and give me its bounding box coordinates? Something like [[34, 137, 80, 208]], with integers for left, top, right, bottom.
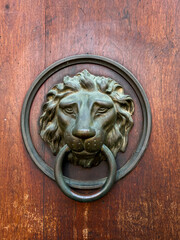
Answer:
[[39, 70, 134, 168]]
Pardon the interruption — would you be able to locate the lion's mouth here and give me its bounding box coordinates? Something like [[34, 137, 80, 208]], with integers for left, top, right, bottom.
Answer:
[[65, 145, 107, 167], [72, 150, 98, 159], [68, 150, 102, 168]]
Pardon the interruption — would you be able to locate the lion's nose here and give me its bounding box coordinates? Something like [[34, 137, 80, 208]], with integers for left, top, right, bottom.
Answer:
[[72, 128, 96, 139]]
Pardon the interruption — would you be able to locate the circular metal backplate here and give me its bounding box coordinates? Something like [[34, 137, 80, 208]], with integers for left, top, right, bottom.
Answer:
[[21, 54, 152, 189]]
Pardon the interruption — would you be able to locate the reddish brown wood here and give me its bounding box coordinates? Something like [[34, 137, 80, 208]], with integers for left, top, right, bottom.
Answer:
[[0, 1, 45, 239], [0, 0, 179, 239]]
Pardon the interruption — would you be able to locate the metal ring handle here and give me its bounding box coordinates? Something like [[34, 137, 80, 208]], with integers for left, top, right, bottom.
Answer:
[[55, 144, 117, 202]]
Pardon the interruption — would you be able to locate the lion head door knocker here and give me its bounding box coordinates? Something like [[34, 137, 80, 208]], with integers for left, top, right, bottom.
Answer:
[[21, 55, 151, 202]]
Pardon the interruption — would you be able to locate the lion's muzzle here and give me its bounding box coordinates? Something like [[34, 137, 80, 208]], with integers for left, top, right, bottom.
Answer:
[[65, 134, 103, 152], [64, 128, 105, 167]]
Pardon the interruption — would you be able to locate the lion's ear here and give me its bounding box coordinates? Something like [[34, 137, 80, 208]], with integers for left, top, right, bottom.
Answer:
[[116, 98, 134, 152]]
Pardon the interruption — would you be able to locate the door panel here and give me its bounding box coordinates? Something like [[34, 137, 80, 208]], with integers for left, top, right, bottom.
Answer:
[[0, 0, 179, 239]]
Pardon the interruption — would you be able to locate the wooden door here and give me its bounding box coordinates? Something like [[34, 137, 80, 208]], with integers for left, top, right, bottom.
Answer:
[[0, 0, 179, 239]]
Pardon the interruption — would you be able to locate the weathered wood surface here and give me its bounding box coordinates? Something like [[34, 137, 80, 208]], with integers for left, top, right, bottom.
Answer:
[[0, 0, 179, 239]]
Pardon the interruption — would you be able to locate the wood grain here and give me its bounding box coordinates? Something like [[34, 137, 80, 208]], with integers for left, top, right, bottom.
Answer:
[[0, 0, 179, 239]]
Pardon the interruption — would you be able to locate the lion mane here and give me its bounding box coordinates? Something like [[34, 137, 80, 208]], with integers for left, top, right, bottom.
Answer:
[[40, 70, 134, 163]]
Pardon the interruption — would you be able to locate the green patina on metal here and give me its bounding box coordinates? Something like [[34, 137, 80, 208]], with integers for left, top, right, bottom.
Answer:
[[39, 69, 134, 168], [21, 55, 152, 202]]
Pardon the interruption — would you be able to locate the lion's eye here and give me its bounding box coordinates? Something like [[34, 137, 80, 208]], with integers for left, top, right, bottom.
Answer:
[[63, 107, 74, 114], [96, 107, 109, 115]]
